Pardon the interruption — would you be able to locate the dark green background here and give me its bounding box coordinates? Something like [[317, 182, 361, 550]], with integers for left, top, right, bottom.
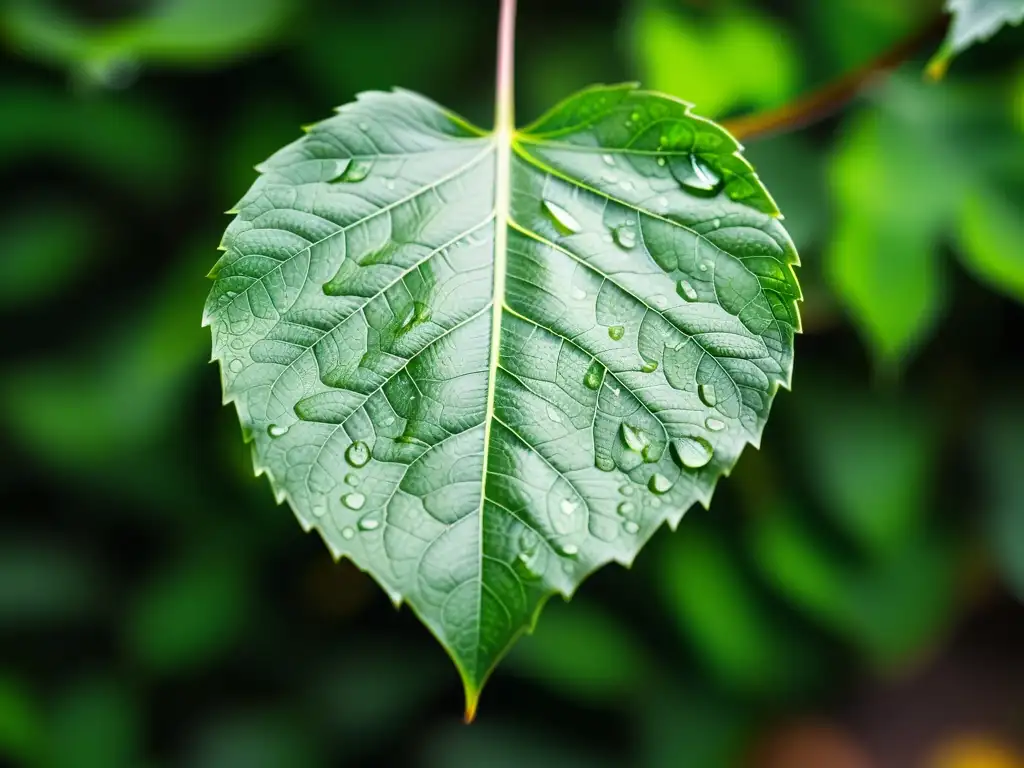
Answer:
[[1, 0, 1022, 766]]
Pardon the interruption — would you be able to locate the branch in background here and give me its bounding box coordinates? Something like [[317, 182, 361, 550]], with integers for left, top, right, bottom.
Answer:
[[722, 15, 950, 143]]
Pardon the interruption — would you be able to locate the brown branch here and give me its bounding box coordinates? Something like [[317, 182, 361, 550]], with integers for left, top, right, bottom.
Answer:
[[722, 14, 949, 143]]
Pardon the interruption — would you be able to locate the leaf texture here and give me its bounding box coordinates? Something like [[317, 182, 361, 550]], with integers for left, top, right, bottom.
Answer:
[[203, 84, 800, 713]]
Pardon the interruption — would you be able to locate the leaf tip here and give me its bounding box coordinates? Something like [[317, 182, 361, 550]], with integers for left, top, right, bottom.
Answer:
[[463, 685, 480, 724]]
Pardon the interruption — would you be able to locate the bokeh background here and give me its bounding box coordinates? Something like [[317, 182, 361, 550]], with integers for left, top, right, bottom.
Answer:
[[1, 0, 1022, 766]]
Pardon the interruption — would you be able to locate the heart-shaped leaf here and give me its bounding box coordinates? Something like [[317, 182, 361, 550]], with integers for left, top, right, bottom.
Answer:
[[204, 82, 799, 715]]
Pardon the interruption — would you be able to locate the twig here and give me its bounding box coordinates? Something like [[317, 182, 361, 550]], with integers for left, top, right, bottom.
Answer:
[[722, 14, 949, 142]]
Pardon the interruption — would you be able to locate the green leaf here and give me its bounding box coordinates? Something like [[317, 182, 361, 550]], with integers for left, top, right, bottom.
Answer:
[[955, 188, 1024, 304], [928, 0, 1024, 79], [631, 2, 800, 119], [826, 92, 954, 369], [204, 84, 800, 713], [0, 0, 295, 82]]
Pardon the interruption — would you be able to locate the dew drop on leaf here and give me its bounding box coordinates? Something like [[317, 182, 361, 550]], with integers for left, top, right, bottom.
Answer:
[[670, 154, 722, 193], [560, 499, 577, 516], [671, 437, 714, 469], [584, 361, 603, 391], [337, 158, 372, 183], [620, 423, 648, 452], [572, 287, 587, 301], [648, 473, 673, 494], [345, 473, 360, 486], [358, 515, 380, 531], [546, 405, 563, 423], [640, 357, 659, 374], [602, 153, 615, 166], [619, 484, 634, 497], [595, 456, 615, 472], [542, 200, 581, 235], [613, 225, 636, 249], [706, 417, 726, 432], [345, 441, 371, 467], [560, 544, 579, 557], [623, 521, 640, 534], [229, 359, 244, 373], [617, 501, 636, 516], [676, 279, 698, 302], [399, 302, 432, 333], [698, 383, 718, 407], [342, 492, 366, 510], [608, 325, 625, 341], [341, 527, 355, 540], [267, 424, 289, 438]]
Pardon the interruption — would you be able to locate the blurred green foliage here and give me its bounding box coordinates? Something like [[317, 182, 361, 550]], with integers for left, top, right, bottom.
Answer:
[[0, 0, 1022, 766]]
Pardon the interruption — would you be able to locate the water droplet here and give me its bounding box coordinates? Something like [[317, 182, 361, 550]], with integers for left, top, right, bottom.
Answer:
[[230, 338, 246, 350], [620, 180, 635, 193], [312, 504, 326, 518], [657, 157, 666, 167], [656, 196, 669, 210], [345, 473, 360, 486], [546, 405, 563, 424], [541, 199, 582, 235], [584, 361, 603, 391], [623, 521, 640, 534], [602, 154, 615, 166], [711, 218, 721, 228], [699, 261, 709, 272], [648, 473, 673, 494], [229, 359, 244, 373], [267, 424, 288, 438], [630, 111, 641, 121], [345, 441, 371, 467], [608, 325, 625, 341], [613, 225, 636, 249], [698, 383, 718, 407], [595, 456, 615, 472], [338, 158, 372, 182], [621, 423, 648, 452], [671, 436, 714, 469], [617, 501, 636, 516], [670, 154, 722, 193], [358, 516, 380, 531], [341, 527, 355, 540], [641, 443, 661, 463], [620, 484, 635, 497], [342, 492, 366, 510], [560, 499, 577, 516], [572, 287, 587, 301], [706, 417, 726, 432], [358, 121, 369, 131], [561, 544, 579, 557], [676, 279, 698, 302], [640, 357, 659, 374], [652, 295, 667, 309], [399, 301, 432, 333]]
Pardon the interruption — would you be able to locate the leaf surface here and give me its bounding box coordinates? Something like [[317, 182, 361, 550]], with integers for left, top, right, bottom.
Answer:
[[204, 84, 800, 712]]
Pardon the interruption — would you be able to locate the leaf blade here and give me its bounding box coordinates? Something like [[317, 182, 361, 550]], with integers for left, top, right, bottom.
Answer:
[[205, 85, 799, 711]]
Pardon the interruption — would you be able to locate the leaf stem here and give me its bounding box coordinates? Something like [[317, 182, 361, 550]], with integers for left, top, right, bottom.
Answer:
[[722, 14, 948, 142], [495, 0, 516, 132]]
